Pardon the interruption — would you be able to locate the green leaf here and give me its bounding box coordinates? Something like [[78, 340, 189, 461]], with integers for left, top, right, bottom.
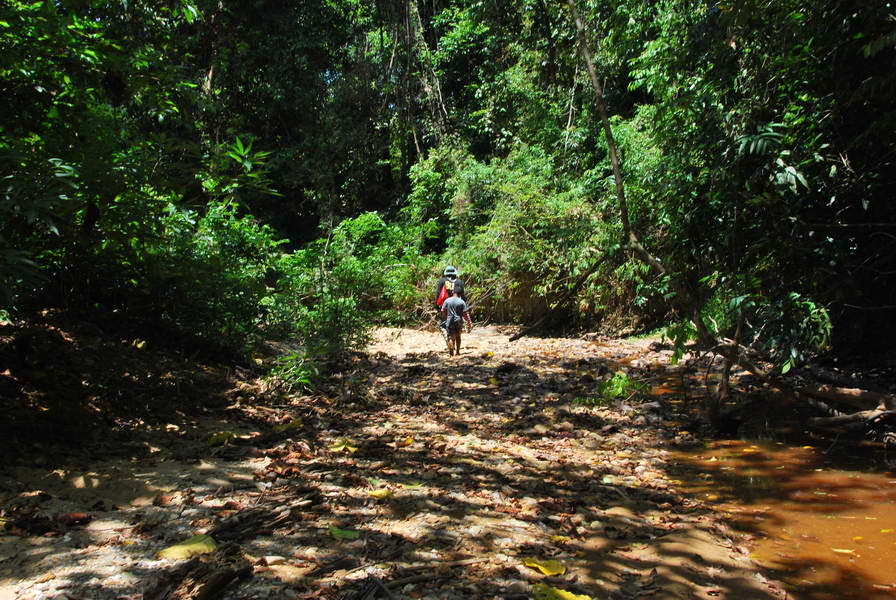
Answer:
[[328, 526, 360, 540]]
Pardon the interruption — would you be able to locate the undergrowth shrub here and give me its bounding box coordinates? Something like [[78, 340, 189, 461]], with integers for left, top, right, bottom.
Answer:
[[403, 142, 655, 327], [573, 371, 650, 406], [143, 199, 284, 353]]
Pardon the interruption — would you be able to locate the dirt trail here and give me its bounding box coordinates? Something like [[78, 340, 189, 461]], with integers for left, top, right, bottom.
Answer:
[[1, 326, 784, 600]]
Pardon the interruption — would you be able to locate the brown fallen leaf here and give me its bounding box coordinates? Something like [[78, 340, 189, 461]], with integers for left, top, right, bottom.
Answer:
[[57, 512, 93, 526]]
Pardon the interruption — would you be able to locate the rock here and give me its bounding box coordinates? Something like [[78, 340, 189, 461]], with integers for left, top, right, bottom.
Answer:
[[582, 437, 602, 450], [507, 580, 531, 594]]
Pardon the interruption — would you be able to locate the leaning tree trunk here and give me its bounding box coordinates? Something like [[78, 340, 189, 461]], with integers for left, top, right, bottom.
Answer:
[[565, 0, 892, 431]]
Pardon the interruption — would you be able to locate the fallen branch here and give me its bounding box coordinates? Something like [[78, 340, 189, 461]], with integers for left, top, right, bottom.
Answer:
[[386, 573, 450, 589], [809, 409, 886, 430], [799, 383, 896, 411]]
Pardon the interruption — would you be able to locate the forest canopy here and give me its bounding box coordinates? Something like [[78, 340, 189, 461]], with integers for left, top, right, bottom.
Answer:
[[2, 0, 895, 372]]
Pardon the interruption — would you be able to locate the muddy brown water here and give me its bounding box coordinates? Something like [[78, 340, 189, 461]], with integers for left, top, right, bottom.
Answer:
[[671, 440, 896, 599]]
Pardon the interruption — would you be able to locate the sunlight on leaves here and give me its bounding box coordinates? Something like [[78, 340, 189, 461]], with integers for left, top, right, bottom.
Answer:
[[329, 440, 359, 454], [523, 558, 566, 576], [368, 488, 393, 499], [157, 534, 216, 559], [831, 548, 856, 554], [532, 583, 591, 600]]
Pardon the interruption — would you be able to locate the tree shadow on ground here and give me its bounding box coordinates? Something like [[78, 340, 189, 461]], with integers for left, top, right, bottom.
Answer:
[[3, 328, 889, 599]]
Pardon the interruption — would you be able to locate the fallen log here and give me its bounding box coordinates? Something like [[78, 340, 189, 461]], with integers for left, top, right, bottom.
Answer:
[[798, 384, 896, 412], [808, 409, 887, 430]]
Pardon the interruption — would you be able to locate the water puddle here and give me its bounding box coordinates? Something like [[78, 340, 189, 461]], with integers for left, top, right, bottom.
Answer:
[[671, 441, 896, 599]]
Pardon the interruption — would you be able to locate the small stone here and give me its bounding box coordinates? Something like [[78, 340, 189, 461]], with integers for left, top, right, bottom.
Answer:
[[507, 580, 530, 594]]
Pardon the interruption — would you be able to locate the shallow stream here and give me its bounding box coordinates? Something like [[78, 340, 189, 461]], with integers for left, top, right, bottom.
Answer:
[[671, 440, 896, 599]]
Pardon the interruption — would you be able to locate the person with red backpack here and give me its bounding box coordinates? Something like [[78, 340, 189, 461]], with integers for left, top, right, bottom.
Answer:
[[434, 265, 472, 332]]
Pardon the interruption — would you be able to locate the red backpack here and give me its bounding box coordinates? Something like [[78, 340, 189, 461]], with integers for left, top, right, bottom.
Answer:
[[436, 279, 455, 307]]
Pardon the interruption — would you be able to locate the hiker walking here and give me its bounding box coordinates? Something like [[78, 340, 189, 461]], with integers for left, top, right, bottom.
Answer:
[[440, 288, 469, 355], [434, 265, 472, 331]]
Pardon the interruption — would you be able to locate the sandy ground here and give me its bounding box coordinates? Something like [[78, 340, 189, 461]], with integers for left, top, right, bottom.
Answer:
[[0, 326, 784, 600]]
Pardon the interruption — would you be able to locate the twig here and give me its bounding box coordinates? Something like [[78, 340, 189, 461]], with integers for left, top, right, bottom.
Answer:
[[398, 557, 488, 571], [386, 573, 449, 589], [371, 575, 398, 599]]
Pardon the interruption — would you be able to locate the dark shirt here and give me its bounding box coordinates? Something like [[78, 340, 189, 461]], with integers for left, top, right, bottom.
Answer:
[[434, 276, 466, 307]]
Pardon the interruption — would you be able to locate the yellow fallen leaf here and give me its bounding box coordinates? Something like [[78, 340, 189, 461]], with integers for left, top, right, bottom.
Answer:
[[831, 548, 855, 554], [523, 558, 566, 576], [488, 377, 499, 385], [157, 534, 217, 559], [707, 456, 719, 462], [853, 536, 864, 541], [329, 440, 358, 454], [532, 583, 591, 600], [550, 535, 571, 543], [208, 431, 235, 446], [395, 435, 414, 448], [881, 529, 894, 533], [368, 488, 392, 499]]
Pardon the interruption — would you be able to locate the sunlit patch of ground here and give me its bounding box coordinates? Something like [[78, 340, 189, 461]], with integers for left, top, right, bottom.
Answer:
[[2, 326, 788, 600]]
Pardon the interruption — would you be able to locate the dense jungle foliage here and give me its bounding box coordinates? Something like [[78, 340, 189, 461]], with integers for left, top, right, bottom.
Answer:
[[2, 0, 895, 376]]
